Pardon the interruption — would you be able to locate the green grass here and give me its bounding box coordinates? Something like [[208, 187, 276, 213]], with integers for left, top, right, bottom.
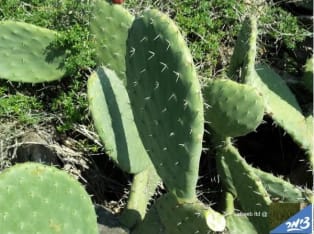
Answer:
[[0, 0, 94, 131], [0, 86, 43, 124]]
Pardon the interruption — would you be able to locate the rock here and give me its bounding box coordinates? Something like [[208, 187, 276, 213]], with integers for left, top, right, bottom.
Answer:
[[15, 131, 60, 166], [95, 205, 129, 234]]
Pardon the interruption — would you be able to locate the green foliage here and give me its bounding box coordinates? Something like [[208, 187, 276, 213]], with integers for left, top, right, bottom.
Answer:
[[0, 86, 43, 124], [0, 1, 312, 234], [51, 78, 89, 133], [259, 5, 310, 50], [172, 0, 245, 76], [51, 24, 95, 76], [0, 0, 95, 75], [0, 0, 94, 131]]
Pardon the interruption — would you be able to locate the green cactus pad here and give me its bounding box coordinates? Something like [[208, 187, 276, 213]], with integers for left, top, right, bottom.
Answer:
[[132, 205, 164, 234], [90, 0, 133, 82], [216, 137, 271, 233], [157, 194, 226, 233], [135, 193, 225, 234], [126, 9, 204, 201], [246, 65, 313, 163], [223, 192, 258, 233], [0, 163, 98, 234], [253, 167, 314, 203], [226, 214, 258, 234], [204, 79, 264, 137], [119, 165, 161, 229], [0, 21, 66, 83], [87, 66, 151, 174]]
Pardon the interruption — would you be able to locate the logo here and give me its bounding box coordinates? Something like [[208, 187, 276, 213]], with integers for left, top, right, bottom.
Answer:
[[270, 204, 313, 234]]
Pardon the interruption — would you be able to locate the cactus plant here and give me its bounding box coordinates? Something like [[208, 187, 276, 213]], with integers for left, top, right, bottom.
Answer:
[[0, 21, 66, 83], [227, 16, 313, 165], [88, 7, 226, 233], [0, 162, 98, 234], [87, 66, 160, 229], [206, 15, 313, 234]]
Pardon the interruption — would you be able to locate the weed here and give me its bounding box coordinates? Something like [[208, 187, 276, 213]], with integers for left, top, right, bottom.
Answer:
[[0, 86, 43, 124]]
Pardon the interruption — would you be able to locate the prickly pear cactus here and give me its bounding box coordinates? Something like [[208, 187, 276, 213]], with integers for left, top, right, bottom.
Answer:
[[87, 66, 151, 174], [204, 78, 264, 137], [230, 16, 314, 166], [90, 0, 133, 82], [0, 21, 66, 83], [126, 9, 204, 201], [0, 163, 98, 234]]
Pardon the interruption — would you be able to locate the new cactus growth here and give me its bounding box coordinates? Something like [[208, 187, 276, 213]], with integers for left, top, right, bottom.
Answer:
[[0, 21, 66, 83], [0, 163, 98, 234], [204, 78, 264, 137], [228, 16, 257, 81]]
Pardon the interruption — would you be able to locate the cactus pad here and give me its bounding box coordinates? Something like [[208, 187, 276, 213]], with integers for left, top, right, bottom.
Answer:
[[0, 21, 66, 83], [204, 79, 264, 137], [226, 214, 257, 234], [0, 163, 98, 234], [228, 17, 257, 80], [135, 193, 225, 234], [87, 66, 151, 173], [253, 167, 314, 203], [90, 0, 133, 82], [126, 10, 204, 200]]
